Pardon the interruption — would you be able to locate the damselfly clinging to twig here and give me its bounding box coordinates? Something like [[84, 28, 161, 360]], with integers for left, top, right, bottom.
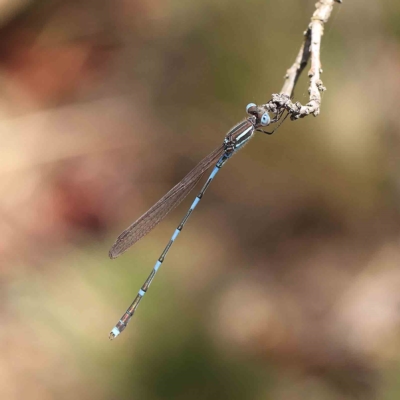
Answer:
[[108, 103, 288, 339]]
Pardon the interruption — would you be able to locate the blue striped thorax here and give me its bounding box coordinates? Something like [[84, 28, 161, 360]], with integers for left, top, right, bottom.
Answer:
[[223, 104, 271, 155], [223, 118, 256, 154]]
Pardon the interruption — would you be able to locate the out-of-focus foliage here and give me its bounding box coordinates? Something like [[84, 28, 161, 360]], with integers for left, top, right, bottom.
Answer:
[[1, 0, 400, 399]]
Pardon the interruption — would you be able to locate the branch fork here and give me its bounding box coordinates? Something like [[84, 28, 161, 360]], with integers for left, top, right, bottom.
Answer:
[[258, 0, 341, 122]]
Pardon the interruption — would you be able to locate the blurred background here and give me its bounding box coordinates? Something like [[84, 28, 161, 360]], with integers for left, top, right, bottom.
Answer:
[[1, 0, 400, 399]]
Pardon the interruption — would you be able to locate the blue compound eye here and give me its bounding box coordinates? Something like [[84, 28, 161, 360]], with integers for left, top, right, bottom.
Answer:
[[260, 112, 270, 126], [246, 103, 257, 114]]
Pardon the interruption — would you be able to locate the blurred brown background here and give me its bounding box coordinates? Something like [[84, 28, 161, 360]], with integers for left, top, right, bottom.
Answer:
[[1, 0, 400, 399]]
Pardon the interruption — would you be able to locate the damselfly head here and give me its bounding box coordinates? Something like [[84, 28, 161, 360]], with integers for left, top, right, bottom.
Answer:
[[246, 104, 270, 127]]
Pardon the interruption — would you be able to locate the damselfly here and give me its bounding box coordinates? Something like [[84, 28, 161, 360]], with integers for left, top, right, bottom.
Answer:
[[108, 103, 287, 339]]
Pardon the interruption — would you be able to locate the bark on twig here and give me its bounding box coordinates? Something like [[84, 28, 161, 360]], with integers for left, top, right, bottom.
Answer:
[[280, 29, 312, 100], [259, 0, 341, 121]]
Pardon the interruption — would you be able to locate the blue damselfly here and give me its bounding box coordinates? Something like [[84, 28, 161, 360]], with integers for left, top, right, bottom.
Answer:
[[108, 103, 287, 339]]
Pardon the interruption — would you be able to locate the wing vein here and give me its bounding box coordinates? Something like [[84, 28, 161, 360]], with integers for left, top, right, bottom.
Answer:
[[109, 144, 225, 258]]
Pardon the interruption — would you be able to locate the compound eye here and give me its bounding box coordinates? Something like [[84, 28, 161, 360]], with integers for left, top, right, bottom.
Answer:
[[246, 103, 257, 115], [260, 112, 270, 126]]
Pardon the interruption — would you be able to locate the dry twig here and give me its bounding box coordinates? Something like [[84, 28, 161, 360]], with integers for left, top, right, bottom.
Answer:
[[257, 0, 341, 121]]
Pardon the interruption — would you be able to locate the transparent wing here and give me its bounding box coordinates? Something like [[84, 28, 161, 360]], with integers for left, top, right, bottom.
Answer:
[[109, 144, 225, 259]]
